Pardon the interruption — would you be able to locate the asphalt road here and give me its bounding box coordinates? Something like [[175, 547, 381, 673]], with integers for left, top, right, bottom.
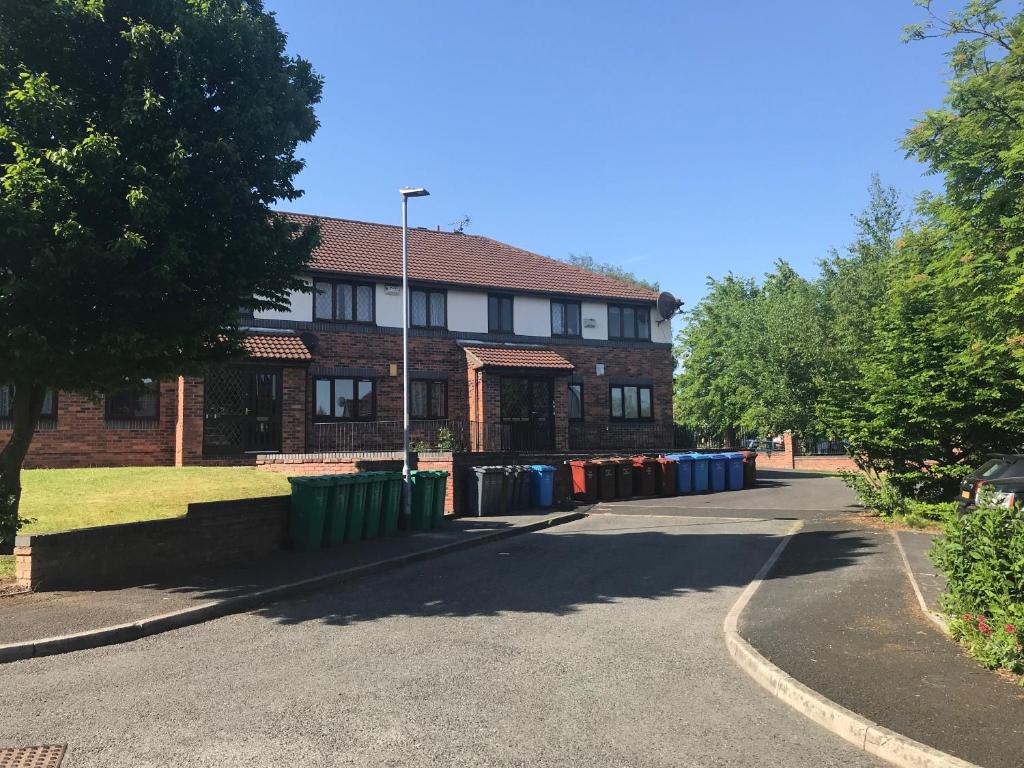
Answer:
[[0, 490, 884, 766]]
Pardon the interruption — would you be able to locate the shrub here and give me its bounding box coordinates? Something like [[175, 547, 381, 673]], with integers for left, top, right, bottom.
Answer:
[[839, 470, 908, 518], [931, 494, 1024, 677]]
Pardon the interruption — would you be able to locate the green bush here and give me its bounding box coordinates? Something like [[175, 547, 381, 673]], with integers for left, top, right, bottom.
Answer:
[[839, 470, 908, 518], [930, 496, 1024, 676]]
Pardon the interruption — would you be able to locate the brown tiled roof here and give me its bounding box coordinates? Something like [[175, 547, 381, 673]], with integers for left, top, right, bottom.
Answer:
[[465, 346, 575, 371], [243, 333, 312, 361], [281, 212, 659, 302]]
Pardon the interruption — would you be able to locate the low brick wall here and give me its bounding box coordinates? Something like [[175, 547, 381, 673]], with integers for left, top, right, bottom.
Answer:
[[15, 496, 290, 591]]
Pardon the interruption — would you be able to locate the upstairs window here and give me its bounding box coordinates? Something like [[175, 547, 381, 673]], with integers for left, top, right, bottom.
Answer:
[[314, 377, 375, 421], [608, 304, 651, 340], [106, 379, 160, 423], [0, 384, 57, 428], [551, 300, 582, 337], [314, 280, 375, 323], [411, 379, 447, 419], [609, 385, 653, 421], [488, 294, 514, 334], [411, 288, 446, 329]]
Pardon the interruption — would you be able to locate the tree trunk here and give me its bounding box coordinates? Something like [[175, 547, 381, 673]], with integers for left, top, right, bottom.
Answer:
[[0, 381, 45, 553]]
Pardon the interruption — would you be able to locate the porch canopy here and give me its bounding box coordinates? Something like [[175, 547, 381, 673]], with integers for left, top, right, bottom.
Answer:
[[463, 345, 574, 371]]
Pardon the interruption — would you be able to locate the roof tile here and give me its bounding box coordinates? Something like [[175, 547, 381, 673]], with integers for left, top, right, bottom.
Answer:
[[281, 213, 659, 303], [243, 333, 312, 361], [465, 346, 575, 371]]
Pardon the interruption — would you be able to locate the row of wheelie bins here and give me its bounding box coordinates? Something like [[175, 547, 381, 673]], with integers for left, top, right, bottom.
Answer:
[[569, 451, 756, 502], [465, 464, 557, 516], [287, 470, 450, 551]]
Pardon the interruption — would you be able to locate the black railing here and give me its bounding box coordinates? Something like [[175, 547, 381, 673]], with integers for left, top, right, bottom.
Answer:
[[312, 420, 515, 453], [795, 438, 849, 456], [570, 422, 675, 451]]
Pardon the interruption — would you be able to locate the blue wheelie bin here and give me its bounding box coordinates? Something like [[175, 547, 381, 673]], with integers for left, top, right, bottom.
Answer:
[[706, 453, 728, 492], [689, 453, 711, 493], [664, 453, 694, 494], [529, 465, 556, 508], [723, 452, 745, 491]]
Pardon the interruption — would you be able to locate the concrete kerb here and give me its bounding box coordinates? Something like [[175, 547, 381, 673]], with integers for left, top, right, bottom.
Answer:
[[892, 529, 950, 636], [0, 509, 588, 665], [723, 520, 979, 768]]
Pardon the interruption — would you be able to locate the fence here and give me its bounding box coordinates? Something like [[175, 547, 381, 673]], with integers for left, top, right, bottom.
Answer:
[[312, 420, 514, 453], [794, 437, 849, 456], [569, 422, 675, 451]]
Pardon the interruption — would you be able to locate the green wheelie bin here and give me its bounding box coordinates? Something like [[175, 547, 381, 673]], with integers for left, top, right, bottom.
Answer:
[[288, 476, 331, 551], [379, 471, 403, 536], [322, 474, 355, 547], [345, 473, 371, 543], [408, 470, 436, 531], [361, 472, 386, 539], [430, 470, 450, 527]]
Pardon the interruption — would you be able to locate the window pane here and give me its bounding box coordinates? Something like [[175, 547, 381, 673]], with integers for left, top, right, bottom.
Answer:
[[609, 307, 621, 338], [314, 282, 333, 320], [134, 380, 159, 420], [411, 380, 427, 418], [107, 390, 133, 420], [610, 387, 623, 418], [624, 386, 639, 419], [488, 296, 499, 331], [568, 384, 582, 420], [637, 308, 650, 339], [337, 284, 353, 321], [622, 307, 636, 338], [335, 379, 354, 418], [501, 297, 513, 332], [356, 285, 373, 322], [357, 380, 374, 418], [551, 302, 565, 335], [431, 381, 445, 418], [40, 389, 54, 418], [566, 304, 580, 336], [501, 378, 529, 420], [315, 380, 332, 416], [0, 385, 11, 418], [429, 292, 445, 327], [639, 387, 652, 419], [410, 290, 428, 327]]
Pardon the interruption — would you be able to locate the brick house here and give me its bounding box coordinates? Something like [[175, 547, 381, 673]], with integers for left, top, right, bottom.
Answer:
[[2, 214, 676, 468]]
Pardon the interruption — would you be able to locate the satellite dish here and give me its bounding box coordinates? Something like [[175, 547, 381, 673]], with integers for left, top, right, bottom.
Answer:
[[656, 291, 683, 321], [299, 331, 321, 356]]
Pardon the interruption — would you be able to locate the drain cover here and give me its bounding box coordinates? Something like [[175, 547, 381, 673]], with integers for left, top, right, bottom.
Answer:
[[0, 745, 66, 768]]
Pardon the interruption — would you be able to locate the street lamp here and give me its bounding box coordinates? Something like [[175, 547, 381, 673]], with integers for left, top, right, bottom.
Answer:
[[400, 187, 430, 527]]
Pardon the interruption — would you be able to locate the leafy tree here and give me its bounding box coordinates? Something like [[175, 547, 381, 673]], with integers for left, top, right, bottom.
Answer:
[[565, 253, 660, 293], [0, 0, 323, 549]]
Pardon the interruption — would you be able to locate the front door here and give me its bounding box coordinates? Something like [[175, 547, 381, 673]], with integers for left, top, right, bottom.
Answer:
[[203, 366, 282, 456], [500, 377, 554, 451]]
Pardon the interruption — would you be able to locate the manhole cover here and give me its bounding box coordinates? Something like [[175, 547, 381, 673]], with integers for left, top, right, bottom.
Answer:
[[0, 745, 66, 768]]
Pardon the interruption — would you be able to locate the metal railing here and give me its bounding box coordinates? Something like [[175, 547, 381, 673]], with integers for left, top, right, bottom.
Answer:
[[312, 420, 515, 453], [569, 422, 675, 451], [795, 438, 849, 456]]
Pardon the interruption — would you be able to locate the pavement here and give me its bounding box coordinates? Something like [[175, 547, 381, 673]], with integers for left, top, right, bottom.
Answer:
[[0, 470, 1020, 767], [0, 512, 581, 649]]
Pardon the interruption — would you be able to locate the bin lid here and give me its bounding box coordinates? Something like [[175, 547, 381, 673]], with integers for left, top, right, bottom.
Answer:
[[665, 453, 694, 462], [529, 464, 556, 472]]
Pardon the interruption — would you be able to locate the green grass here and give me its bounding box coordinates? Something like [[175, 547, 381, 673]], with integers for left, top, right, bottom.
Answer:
[[15, 466, 291, 535], [1, 467, 292, 586]]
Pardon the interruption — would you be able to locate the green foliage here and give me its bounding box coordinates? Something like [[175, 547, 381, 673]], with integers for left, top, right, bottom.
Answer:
[[0, 0, 324, 546], [435, 426, 456, 452], [840, 468, 956, 527], [673, 261, 828, 435], [931, 494, 1024, 675], [565, 253, 659, 293]]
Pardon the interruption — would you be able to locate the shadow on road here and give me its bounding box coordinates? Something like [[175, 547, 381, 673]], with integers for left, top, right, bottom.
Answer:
[[245, 524, 876, 630]]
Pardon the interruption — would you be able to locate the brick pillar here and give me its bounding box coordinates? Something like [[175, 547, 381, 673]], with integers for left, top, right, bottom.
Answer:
[[552, 374, 570, 451], [175, 376, 204, 466], [783, 430, 796, 468], [14, 542, 31, 590], [281, 367, 307, 454]]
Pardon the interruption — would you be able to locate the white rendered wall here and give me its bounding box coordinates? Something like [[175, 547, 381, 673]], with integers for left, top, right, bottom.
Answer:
[[513, 295, 551, 337], [447, 289, 489, 333], [253, 277, 313, 322], [375, 283, 403, 328], [581, 301, 608, 340], [651, 307, 673, 344]]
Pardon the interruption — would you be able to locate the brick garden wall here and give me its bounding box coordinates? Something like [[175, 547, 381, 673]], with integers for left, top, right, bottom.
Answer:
[[14, 495, 290, 591]]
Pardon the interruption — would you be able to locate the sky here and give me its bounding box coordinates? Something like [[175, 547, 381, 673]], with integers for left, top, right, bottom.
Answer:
[[266, 0, 958, 313]]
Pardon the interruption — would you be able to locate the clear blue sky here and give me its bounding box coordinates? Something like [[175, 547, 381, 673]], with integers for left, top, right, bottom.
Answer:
[[267, 1, 955, 312]]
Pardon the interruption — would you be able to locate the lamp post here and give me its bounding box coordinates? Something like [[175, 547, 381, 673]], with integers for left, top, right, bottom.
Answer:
[[400, 187, 430, 527]]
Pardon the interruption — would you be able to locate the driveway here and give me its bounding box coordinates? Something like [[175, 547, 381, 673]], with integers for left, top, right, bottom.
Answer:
[[0, 474, 883, 767]]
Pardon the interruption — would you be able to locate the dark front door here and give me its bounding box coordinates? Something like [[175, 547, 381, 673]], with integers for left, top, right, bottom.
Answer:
[[203, 366, 282, 456], [500, 377, 554, 451]]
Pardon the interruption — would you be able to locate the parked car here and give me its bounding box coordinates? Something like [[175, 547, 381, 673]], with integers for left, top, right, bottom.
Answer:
[[958, 454, 1024, 515]]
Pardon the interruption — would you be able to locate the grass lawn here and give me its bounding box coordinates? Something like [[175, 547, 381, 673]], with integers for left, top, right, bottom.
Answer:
[[0, 467, 291, 585]]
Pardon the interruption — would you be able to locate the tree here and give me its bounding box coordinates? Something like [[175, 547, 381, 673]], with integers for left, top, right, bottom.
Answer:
[[565, 253, 660, 293], [0, 0, 323, 549]]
